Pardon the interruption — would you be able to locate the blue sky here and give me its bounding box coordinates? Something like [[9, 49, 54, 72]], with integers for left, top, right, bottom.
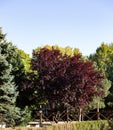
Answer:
[[0, 0, 113, 56]]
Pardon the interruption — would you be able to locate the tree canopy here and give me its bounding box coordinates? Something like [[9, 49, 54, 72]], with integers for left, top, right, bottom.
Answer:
[[0, 28, 22, 126], [0, 28, 31, 126], [1, 28, 112, 124], [89, 43, 113, 108], [31, 47, 105, 111]]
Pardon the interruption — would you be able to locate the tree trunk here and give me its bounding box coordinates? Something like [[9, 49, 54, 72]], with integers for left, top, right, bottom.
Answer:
[[79, 108, 82, 122], [97, 102, 100, 120]]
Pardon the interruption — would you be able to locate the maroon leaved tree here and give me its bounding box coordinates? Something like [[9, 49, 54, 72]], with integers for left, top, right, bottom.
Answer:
[[32, 47, 105, 118], [64, 56, 104, 109]]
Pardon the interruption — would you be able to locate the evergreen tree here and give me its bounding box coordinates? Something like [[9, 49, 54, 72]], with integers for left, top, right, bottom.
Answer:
[[0, 28, 22, 126]]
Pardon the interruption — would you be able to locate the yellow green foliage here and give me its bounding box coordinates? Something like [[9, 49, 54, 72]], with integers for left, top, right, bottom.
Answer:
[[34, 44, 81, 57], [17, 49, 31, 73]]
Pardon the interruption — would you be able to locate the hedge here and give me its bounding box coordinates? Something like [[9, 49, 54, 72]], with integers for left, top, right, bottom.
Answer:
[[2, 120, 113, 130]]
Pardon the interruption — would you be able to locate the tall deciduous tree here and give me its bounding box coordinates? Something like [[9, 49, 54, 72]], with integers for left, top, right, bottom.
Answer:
[[31, 47, 105, 112], [15, 49, 32, 108], [89, 43, 112, 108]]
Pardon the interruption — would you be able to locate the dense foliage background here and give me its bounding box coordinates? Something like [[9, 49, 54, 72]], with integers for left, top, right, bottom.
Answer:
[[0, 28, 113, 126]]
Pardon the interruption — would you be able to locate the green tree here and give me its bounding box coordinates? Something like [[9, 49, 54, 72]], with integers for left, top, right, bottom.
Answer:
[[0, 30, 31, 110], [89, 43, 112, 108], [15, 49, 34, 110], [89, 43, 112, 74], [88, 79, 111, 110], [0, 29, 21, 126], [17, 49, 31, 73], [0, 28, 31, 126]]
